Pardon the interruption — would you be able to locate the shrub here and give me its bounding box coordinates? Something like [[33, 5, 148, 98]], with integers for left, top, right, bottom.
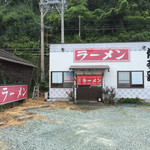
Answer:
[[0, 105, 4, 112], [66, 91, 75, 102], [118, 97, 143, 104], [102, 87, 116, 104], [103, 97, 110, 104]]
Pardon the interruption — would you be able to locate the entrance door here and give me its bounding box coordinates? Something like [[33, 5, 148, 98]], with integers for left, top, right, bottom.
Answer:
[[77, 86, 102, 101], [76, 85, 89, 100]]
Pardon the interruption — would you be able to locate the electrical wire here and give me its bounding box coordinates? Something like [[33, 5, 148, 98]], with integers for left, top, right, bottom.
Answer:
[[0, 23, 149, 34]]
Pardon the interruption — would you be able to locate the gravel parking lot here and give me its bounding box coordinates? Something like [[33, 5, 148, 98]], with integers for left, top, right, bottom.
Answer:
[[0, 104, 150, 150]]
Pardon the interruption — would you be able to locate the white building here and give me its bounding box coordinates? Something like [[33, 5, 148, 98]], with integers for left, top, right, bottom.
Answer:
[[49, 42, 150, 102]]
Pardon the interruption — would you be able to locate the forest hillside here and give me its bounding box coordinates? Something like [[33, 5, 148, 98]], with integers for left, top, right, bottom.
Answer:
[[0, 0, 150, 51]]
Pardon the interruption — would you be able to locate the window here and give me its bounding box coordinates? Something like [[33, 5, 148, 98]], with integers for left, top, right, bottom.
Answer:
[[131, 72, 143, 85], [118, 71, 144, 88], [52, 72, 63, 88], [118, 72, 130, 87], [64, 72, 74, 88], [51, 71, 74, 88]]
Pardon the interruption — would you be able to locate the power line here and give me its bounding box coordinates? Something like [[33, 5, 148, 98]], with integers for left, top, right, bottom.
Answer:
[[0, 24, 149, 33], [63, 26, 150, 31]]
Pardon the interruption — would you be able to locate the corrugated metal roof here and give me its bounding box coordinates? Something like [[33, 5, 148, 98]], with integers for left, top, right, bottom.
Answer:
[[69, 65, 110, 69], [0, 49, 36, 68]]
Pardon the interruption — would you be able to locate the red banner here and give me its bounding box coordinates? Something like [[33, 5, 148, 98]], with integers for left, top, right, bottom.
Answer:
[[77, 75, 102, 85], [0, 85, 28, 105], [74, 48, 130, 62]]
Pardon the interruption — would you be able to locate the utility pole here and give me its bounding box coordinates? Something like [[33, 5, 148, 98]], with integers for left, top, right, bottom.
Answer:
[[40, 0, 44, 81], [79, 15, 81, 37], [39, 0, 67, 99], [39, 0, 65, 81], [61, 0, 64, 43]]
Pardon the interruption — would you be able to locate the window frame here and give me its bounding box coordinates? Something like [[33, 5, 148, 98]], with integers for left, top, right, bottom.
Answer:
[[51, 71, 63, 88], [51, 71, 74, 88], [117, 71, 144, 88]]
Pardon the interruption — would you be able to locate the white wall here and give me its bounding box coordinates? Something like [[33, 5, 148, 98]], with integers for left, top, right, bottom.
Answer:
[[50, 42, 150, 52], [49, 42, 150, 100], [50, 51, 148, 87]]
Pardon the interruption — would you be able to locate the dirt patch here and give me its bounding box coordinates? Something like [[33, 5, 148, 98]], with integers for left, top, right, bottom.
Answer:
[[43, 101, 102, 112], [41, 117, 63, 124], [0, 98, 50, 129], [0, 141, 9, 150], [0, 111, 46, 129], [69, 105, 102, 112], [0, 98, 102, 129], [144, 107, 150, 111]]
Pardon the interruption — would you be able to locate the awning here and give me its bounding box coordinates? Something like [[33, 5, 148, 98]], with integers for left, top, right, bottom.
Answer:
[[69, 65, 110, 70]]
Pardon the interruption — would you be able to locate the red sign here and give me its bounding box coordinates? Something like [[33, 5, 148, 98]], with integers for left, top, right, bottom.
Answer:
[[74, 48, 130, 62], [0, 85, 28, 105], [77, 75, 102, 85]]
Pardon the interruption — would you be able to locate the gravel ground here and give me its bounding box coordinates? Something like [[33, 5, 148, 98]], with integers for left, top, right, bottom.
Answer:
[[0, 105, 150, 150]]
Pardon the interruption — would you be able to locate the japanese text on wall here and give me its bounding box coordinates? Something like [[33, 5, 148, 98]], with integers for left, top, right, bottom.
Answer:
[[147, 48, 150, 81], [74, 48, 130, 62], [77, 75, 102, 85]]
